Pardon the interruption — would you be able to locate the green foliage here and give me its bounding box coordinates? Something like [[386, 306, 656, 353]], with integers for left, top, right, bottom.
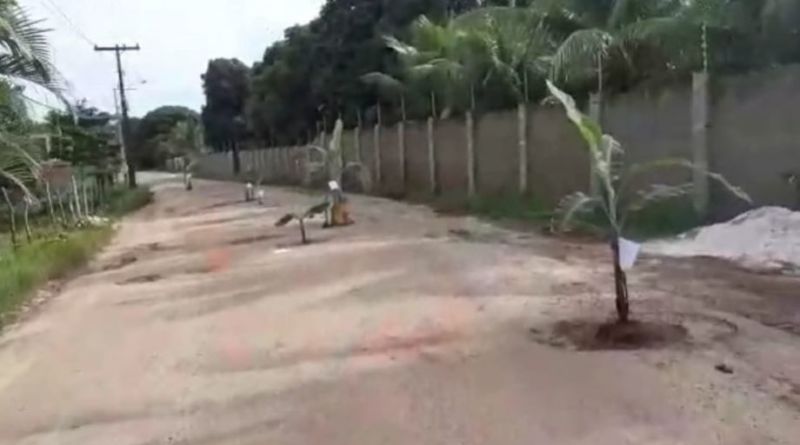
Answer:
[[46, 101, 119, 175], [231, 0, 800, 146], [244, 0, 483, 145], [623, 197, 700, 238], [0, 226, 112, 326], [0, 130, 39, 195], [103, 186, 153, 217], [132, 105, 200, 168], [202, 58, 249, 152], [0, 0, 61, 92], [466, 193, 552, 222], [0, 80, 29, 131]]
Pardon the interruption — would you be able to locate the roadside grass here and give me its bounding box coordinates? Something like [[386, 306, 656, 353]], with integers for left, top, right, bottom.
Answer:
[[103, 186, 154, 216], [0, 185, 152, 327], [465, 194, 553, 224], [0, 227, 113, 326]]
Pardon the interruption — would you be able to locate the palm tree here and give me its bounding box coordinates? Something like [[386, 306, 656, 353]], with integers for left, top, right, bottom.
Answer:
[[0, 0, 60, 92], [454, 7, 554, 102], [0, 129, 38, 193], [360, 72, 408, 121], [383, 16, 497, 195], [453, 6, 555, 192], [545, 80, 750, 323], [0, 1, 59, 197], [627, 0, 800, 73], [537, 0, 686, 94], [385, 16, 492, 116]]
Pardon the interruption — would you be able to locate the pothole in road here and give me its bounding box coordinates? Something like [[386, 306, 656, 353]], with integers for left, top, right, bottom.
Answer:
[[530, 319, 689, 351], [118, 274, 163, 285], [227, 233, 281, 246], [101, 254, 138, 271]]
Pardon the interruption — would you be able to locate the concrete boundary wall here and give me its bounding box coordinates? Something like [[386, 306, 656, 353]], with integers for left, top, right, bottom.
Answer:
[[195, 65, 800, 217]]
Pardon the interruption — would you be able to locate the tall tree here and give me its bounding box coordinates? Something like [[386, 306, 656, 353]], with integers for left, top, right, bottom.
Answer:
[[133, 105, 199, 168], [201, 58, 249, 174], [246, 0, 484, 145]]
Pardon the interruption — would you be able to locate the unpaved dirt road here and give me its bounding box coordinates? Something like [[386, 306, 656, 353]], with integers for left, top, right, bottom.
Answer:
[[1, 174, 799, 445]]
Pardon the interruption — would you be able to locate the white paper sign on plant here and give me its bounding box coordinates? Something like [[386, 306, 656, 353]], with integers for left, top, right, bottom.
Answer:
[[328, 181, 340, 191], [618, 238, 641, 270]]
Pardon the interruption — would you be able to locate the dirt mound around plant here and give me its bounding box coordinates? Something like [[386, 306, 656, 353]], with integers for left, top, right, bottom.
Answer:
[[100, 254, 138, 271], [646, 206, 800, 272], [118, 274, 163, 285], [531, 320, 689, 351]]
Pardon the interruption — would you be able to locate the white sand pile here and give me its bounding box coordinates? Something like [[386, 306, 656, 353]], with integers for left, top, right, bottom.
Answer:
[[646, 206, 800, 271]]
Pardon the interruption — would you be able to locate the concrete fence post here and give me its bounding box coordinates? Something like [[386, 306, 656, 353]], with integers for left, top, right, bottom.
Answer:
[[466, 111, 476, 197], [261, 149, 267, 179], [270, 149, 276, 181], [252, 150, 258, 177], [270, 149, 277, 182], [692, 72, 710, 217], [517, 102, 528, 194], [255, 149, 262, 179], [588, 92, 603, 196], [282, 148, 290, 182], [263, 149, 269, 181], [427, 116, 437, 194], [228, 150, 234, 179], [373, 123, 382, 188]]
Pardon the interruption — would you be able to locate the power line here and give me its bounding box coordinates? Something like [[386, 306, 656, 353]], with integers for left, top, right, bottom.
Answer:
[[39, 0, 95, 47], [35, 0, 120, 113]]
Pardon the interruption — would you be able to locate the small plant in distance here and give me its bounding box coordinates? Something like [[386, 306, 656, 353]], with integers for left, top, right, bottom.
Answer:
[[546, 80, 750, 324], [275, 202, 329, 245]]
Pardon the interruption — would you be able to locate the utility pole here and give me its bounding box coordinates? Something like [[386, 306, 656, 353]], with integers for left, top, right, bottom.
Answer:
[[111, 88, 127, 184], [95, 44, 140, 188]]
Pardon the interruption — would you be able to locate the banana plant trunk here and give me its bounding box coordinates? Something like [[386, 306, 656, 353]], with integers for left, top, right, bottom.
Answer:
[[231, 141, 241, 176], [517, 102, 527, 194], [398, 95, 407, 191], [428, 91, 437, 194], [467, 84, 477, 197], [299, 218, 308, 244], [611, 237, 630, 323], [374, 102, 382, 188]]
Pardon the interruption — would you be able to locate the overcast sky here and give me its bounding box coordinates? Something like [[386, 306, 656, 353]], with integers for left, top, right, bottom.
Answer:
[[21, 0, 324, 117]]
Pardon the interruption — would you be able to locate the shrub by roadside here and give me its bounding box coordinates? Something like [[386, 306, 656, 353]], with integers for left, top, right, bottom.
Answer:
[[104, 186, 154, 216], [0, 227, 112, 326], [0, 185, 152, 327]]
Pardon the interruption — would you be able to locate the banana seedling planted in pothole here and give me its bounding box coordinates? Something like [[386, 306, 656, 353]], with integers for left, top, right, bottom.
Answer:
[[275, 202, 329, 244]]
